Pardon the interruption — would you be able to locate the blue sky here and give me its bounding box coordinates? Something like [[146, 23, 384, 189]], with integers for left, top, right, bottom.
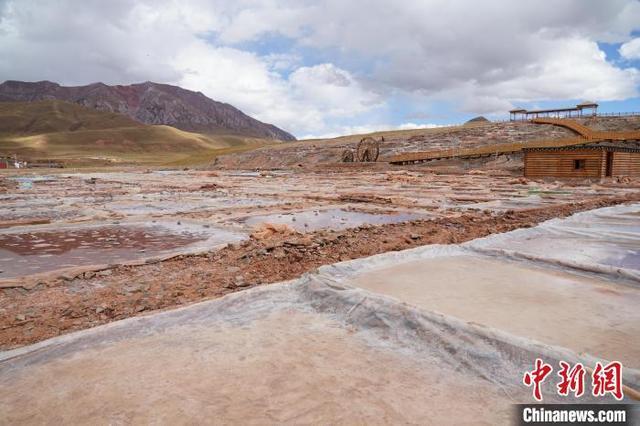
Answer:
[[1, 0, 640, 138]]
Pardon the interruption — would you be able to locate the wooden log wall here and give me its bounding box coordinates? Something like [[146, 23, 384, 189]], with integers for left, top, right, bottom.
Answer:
[[524, 149, 603, 178], [612, 152, 640, 176]]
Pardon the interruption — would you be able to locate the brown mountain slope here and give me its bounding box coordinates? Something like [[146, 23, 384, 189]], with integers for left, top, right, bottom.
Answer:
[[0, 99, 143, 137], [0, 80, 296, 141]]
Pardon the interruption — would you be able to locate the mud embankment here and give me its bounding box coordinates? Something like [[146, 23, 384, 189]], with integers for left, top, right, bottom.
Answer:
[[1, 193, 639, 349]]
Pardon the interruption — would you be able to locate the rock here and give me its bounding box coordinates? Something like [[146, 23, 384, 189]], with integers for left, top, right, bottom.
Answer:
[[284, 236, 314, 247], [264, 242, 284, 251], [410, 233, 421, 240], [234, 275, 250, 287], [83, 271, 96, 279], [122, 284, 144, 294], [15, 314, 26, 322], [60, 272, 77, 281], [96, 269, 113, 277]]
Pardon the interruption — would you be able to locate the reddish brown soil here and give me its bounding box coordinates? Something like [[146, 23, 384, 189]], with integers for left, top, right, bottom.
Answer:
[[1, 194, 639, 350]]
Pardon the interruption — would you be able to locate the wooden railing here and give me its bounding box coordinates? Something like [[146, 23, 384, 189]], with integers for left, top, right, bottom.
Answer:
[[387, 137, 588, 164], [531, 118, 593, 137], [591, 130, 640, 140]]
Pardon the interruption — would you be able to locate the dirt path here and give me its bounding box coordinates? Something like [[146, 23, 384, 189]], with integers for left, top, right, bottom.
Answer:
[[1, 194, 639, 349]]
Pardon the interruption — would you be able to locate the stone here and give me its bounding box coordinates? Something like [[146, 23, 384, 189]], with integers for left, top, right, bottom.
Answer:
[[60, 272, 77, 281], [234, 275, 250, 287], [122, 284, 144, 294]]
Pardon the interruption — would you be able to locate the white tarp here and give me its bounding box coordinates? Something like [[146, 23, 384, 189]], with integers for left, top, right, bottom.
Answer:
[[1, 204, 639, 423], [469, 203, 640, 282]]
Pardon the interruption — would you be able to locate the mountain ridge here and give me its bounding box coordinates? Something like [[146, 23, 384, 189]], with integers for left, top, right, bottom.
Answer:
[[0, 80, 295, 141]]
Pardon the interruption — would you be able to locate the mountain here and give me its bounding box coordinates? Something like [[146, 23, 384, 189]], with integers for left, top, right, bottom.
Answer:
[[0, 100, 276, 166], [465, 116, 489, 124], [0, 80, 296, 141]]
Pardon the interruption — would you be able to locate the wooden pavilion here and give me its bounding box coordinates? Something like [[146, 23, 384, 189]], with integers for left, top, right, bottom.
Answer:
[[510, 102, 598, 121]]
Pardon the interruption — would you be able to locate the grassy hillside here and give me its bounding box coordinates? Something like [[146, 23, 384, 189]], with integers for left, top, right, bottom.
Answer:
[[0, 100, 276, 166], [0, 100, 142, 136]]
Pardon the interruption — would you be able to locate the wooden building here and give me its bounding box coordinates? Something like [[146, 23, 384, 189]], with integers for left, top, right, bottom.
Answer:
[[523, 145, 640, 178]]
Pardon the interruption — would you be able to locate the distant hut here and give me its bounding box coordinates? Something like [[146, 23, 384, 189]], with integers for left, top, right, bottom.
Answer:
[[576, 101, 598, 116]]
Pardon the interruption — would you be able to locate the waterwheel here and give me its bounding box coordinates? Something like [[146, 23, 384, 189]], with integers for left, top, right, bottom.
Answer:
[[356, 136, 381, 162], [341, 149, 354, 162]]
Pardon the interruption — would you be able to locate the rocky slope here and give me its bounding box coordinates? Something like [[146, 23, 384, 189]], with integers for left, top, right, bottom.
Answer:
[[215, 116, 640, 169], [0, 80, 295, 141], [214, 121, 574, 169]]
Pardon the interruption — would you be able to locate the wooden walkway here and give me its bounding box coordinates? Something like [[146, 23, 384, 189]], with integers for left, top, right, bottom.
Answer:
[[387, 118, 640, 165]]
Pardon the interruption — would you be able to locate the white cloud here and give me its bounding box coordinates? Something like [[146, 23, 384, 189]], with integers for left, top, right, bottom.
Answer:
[[0, 0, 639, 136], [0, 0, 382, 136], [302, 122, 443, 140], [449, 37, 639, 113], [620, 38, 640, 60], [175, 45, 381, 134], [212, 1, 640, 109]]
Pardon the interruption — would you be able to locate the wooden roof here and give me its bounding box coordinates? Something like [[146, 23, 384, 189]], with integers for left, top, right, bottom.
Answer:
[[509, 102, 599, 115], [523, 144, 640, 153], [525, 106, 581, 114]]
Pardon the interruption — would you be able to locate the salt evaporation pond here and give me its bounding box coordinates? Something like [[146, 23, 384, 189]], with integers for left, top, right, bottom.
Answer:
[[0, 222, 243, 279], [242, 208, 426, 232]]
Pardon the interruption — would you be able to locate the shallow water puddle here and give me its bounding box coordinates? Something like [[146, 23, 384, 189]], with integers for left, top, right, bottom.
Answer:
[[241, 208, 426, 232], [9, 176, 56, 190], [0, 223, 237, 279], [107, 197, 280, 215]]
